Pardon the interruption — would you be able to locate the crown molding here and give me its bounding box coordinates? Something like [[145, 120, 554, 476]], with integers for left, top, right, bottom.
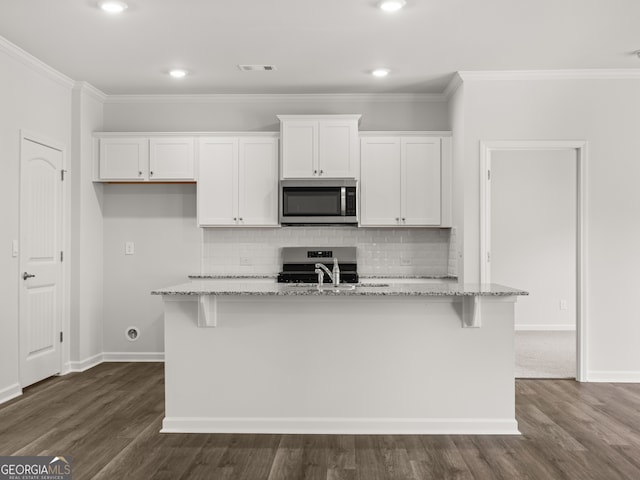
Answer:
[[457, 69, 640, 82], [443, 73, 464, 100], [73, 81, 108, 103], [104, 92, 447, 104], [0, 34, 74, 89]]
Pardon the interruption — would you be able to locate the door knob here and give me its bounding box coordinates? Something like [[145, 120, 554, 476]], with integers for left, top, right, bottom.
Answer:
[[22, 272, 35, 280]]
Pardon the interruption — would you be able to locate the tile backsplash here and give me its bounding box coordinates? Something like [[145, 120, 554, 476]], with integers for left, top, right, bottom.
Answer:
[[202, 227, 452, 276]]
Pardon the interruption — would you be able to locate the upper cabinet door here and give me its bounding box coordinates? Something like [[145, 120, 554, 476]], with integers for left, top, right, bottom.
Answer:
[[360, 137, 401, 226], [279, 115, 361, 179], [198, 138, 238, 226], [238, 138, 279, 226], [149, 137, 195, 181], [401, 137, 441, 226], [281, 120, 318, 178], [99, 138, 148, 180], [318, 121, 358, 178]]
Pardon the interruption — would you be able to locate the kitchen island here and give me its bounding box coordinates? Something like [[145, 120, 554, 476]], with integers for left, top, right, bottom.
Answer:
[[152, 280, 527, 435]]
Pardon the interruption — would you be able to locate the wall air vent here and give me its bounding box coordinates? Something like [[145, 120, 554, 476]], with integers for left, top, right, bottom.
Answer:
[[237, 65, 277, 71]]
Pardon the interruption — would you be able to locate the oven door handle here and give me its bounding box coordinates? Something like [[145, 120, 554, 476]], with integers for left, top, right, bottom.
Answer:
[[340, 187, 346, 216]]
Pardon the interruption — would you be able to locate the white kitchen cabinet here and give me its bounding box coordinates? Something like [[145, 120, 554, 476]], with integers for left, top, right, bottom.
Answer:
[[198, 136, 278, 227], [149, 137, 195, 180], [360, 137, 401, 226], [96, 135, 195, 182], [278, 115, 360, 179], [360, 134, 450, 227], [98, 137, 148, 181]]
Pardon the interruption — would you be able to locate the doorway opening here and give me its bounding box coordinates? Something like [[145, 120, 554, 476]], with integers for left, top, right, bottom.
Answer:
[[480, 141, 587, 382]]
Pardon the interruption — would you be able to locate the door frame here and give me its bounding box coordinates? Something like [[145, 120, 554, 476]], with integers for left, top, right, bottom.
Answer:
[[19, 130, 69, 381], [479, 140, 588, 382]]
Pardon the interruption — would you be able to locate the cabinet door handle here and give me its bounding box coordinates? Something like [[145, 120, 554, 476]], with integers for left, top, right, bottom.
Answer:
[[238, 217, 243, 221], [23, 272, 36, 280], [138, 171, 143, 176], [319, 169, 323, 175], [402, 217, 406, 222], [150, 171, 154, 176], [313, 170, 318, 175], [395, 217, 400, 222]]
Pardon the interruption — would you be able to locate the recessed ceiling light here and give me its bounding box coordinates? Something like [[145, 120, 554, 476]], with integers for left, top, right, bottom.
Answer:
[[169, 69, 188, 79], [372, 68, 390, 78], [98, 1, 128, 14], [378, 0, 406, 12]]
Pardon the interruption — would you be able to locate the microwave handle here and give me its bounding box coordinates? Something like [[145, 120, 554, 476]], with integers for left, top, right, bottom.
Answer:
[[341, 187, 346, 216]]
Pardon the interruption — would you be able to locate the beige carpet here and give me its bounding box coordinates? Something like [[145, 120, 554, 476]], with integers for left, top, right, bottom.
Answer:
[[515, 331, 576, 379]]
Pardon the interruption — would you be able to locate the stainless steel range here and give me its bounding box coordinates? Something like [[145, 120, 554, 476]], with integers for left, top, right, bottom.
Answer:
[[277, 247, 359, 284]]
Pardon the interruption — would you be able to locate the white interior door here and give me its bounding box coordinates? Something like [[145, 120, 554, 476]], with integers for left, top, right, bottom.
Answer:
[[19, 137, 63, 387]]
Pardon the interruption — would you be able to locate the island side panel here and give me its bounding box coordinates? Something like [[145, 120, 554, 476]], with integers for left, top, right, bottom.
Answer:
[[161, 295, 517, 434]]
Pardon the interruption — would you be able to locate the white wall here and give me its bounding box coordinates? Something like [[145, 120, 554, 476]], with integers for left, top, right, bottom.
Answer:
[[448, 84, 465, 280], [491, 150, 576, 329], [102, 184, 200, 355], [456, 76, 640, 379], [69, 84, 105, 370], [103, 96, 449, 132], [0, 38, 73, 399]]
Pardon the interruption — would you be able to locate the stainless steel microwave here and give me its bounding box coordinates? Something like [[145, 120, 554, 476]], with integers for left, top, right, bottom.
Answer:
[[280, 178, 358, 225]]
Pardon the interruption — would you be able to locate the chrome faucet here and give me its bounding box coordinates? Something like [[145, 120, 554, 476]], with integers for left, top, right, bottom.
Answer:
[[315, 258, 340, 287]]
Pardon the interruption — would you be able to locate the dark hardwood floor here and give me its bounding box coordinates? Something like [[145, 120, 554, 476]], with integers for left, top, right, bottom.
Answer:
[[1, 363, 639, 479]]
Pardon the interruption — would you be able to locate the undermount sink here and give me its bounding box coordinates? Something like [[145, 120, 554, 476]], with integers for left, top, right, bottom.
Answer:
[[316, 284, 356, 292], [283, 283, 389, 292]]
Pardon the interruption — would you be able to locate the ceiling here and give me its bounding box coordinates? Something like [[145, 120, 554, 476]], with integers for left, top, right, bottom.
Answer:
[[1, 0, 639, 95]]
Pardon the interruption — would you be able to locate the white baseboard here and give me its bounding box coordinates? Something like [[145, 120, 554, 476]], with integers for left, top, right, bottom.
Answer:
[[587, 371, 640, 383], [102, 352, 165, 362], [0, 383, 22, 405], [68, 353, 105, 372], [515, 324, 576, 331], [161, 417, 520, 435]]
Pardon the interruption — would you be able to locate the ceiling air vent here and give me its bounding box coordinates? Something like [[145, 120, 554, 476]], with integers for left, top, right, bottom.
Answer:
[[237, 65, 277, 71]]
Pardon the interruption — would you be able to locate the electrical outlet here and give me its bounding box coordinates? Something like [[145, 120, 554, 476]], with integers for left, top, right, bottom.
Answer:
[[125, 241, 135, 255], [560, 300, 568, 310], [240, 256, 251, 265]]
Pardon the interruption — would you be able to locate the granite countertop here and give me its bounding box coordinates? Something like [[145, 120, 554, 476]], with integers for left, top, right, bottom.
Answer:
[[152, 280, 527, 297]]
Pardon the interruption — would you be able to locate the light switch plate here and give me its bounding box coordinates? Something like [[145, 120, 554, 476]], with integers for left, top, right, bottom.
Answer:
[[125, 241, 135, 255]]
